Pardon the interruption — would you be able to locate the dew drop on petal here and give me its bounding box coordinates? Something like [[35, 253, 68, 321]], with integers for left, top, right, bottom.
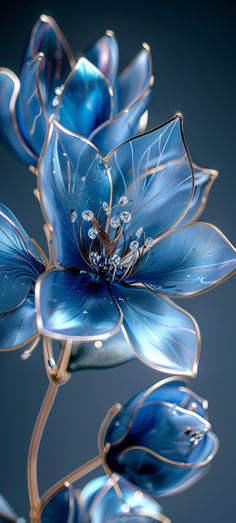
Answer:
[[70, 210, 78, 223], [119, 195, 128, 206], [88, 227, 98, 240], [129, 240, 139, 252], [145, 237, 153, 248]]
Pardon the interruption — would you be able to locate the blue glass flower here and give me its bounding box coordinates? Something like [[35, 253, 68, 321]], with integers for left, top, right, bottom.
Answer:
[[103, 377, 219, 496], [0, 14, 153, 168], [36, 114, 236, 376], [40, 476, 170, 522], [0, 492, 25, 522], [0, 203, 45, 352], [79, 475, 170, 522]]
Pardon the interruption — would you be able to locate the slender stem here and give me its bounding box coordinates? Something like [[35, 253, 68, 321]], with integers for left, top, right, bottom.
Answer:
[[28, 380, 59, 520], [40, 454, 103, 511]]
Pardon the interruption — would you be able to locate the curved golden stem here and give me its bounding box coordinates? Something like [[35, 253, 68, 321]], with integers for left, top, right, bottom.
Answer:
[[28, 380, 58, 520], [40, 454, 103, 511], [28, 339, 72, 522]]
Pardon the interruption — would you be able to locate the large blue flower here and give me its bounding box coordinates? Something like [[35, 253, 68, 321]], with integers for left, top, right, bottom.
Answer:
[[0, 203, 45, 352], [40, 476, 170, 522], [0, 15, 153, 168], [35, 114, 236, 376], [103, 377, 218, 496]]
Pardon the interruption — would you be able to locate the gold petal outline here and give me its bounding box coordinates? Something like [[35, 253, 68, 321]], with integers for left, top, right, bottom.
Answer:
[[56, 56, 114, 120], [117, 430, 219, 470], [88, 42, 154, 142], [191, 162, 218, 223], [119, 41, 152, 80], [0, 330, 40, 352], [111, 288, 201, 377], [34, 14, 76, 69], [0, 67, 37, 161], [130, 222, 236, 298], [35, 267, 123, 341], [103, 377, 191, 448], [38, 481, 76, 519], [37, 118, 113, 267], [105, 114, 195, 242], [83, 28, 119, 85]]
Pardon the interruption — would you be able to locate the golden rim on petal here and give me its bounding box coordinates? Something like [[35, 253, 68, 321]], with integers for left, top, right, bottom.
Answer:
[[38, 14, 75, 68]]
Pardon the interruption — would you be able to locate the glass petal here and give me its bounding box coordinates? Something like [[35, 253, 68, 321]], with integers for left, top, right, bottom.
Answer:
[[174, 163, 218, 228], [131, 223, 236, 296], [104, 116, 194, 239], [0, 493, 17, 521], [112, 283, 200, 376], [38, 120, 111, 269], [0, 294, 38, 350], [23, 14, 75, 111], [36, 270, 122, 340], [104, 381, 218, 496], [0, 203, 44, 313], [41, 485, 79, 523], [0, 68, 36, 165], [17, 55, 48, 157], [79, 475, 166, 522], [90, 88, 152, 156], [119, 44, 152, 112], [58, 58, 113, 137], [68, 328, 134, 372], [85, 30, 119, 93]]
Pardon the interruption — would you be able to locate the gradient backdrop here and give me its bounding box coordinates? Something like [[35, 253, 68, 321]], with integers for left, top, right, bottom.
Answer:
[[0, 1, 235, 521]]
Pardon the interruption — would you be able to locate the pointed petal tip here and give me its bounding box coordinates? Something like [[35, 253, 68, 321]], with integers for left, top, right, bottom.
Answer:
[[106, 29, 115, 37]]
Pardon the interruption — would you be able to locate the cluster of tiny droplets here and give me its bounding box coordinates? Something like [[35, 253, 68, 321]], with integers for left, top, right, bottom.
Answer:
[[52, 84, 64, 107]]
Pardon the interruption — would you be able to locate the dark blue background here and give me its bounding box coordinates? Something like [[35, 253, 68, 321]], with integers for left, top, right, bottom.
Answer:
[[0, 1, 235, 521]]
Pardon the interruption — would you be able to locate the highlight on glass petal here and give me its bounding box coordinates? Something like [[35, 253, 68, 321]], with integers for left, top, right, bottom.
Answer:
[[0, 14, 153, 168]]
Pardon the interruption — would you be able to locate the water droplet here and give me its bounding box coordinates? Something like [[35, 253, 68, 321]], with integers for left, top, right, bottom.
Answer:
[[21, 350, 31, 360], [94, 340, 103, 348], [52, 95, 60, 107], [121, 211, 131, 223], [55, 84, 64, 95], [102, 201, 109, 211], [110, 216, 121, 228], [81, 176, 85, 182], [119, 195, 128, 206], [82, 210, 94, 221], [83, 310, 88, 314], [121, 504, 130, 514], [48, 357, 56, 368], [129, 240, 139, 252], [88, 227, 98, 240], [70, 210, 77, 223], [145, 237, 153, 248], [115, 420, 120, 426]]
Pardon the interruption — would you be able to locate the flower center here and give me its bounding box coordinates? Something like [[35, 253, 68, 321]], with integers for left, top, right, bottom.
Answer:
[[71, 197, 153, 281]]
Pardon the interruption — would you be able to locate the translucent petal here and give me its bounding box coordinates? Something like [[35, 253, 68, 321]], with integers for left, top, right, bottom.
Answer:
[[131, 223, 236, 296], [85, 30, 119, 93], [0, 294, 38, 350], [112, 283, 200, 376], [0, 203, 44, 313], [41, 485, 79, 523], [38, 120, 111, 269], [174, 163, 218, 228], [79, 475, 166, 522], [68, 328, 134, 372], [104, 381, 218, 496], [58, 58, 112, 137], [90, 89, 152, 156], [0, 68, 36, 165], [0, 493, 17, 521], [119, 44, 152, 111], [105, 116, 194, 238], [36, 270, 122, 340], [23, 14, 75, 111], [17, 55, 48, 156]]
